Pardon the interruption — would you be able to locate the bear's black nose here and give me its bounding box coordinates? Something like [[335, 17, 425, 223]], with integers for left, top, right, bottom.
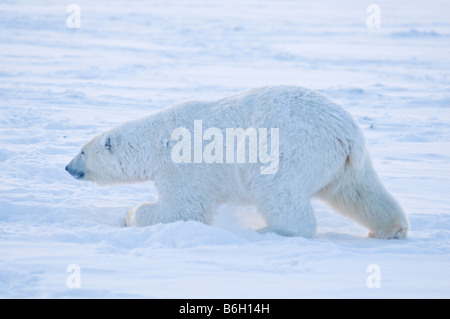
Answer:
[[65, 165, 70, 172]]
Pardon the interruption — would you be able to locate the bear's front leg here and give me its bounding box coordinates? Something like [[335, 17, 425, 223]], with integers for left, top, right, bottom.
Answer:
[[124, 197, 215, 227], [125, 202, 158, 227]]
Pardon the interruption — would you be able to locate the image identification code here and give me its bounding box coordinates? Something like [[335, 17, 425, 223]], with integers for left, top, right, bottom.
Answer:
[[179, 303, 270, 316]]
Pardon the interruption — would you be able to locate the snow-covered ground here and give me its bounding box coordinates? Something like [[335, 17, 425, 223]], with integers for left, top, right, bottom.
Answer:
[[1, 0, 449, 298]]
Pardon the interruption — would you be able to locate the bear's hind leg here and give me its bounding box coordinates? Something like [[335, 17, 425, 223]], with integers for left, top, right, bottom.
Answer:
[[318, 156, 409, 239], [256, 194, 317, 238]]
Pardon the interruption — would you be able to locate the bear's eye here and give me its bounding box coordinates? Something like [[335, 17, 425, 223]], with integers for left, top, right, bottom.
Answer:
[[81, 151, 85, 156]]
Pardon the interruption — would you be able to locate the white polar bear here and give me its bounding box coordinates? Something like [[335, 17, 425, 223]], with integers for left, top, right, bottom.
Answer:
[[65, 86, 408, 239]]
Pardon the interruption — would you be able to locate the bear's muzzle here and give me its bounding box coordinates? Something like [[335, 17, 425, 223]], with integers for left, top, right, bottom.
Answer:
[[65, 164, 85, 179]]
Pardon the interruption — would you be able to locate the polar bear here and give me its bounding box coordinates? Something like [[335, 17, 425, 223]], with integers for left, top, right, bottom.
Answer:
[[65, 86, 408, 239]]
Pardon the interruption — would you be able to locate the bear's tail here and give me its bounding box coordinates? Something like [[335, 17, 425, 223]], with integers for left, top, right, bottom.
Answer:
[[318, 151, 409, 239]]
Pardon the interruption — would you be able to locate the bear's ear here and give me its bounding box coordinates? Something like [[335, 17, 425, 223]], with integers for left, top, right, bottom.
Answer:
[[104, 133, 115, 152]]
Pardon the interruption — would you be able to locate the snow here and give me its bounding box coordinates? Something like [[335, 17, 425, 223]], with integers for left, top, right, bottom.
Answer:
[[1, 0, 449, 298]]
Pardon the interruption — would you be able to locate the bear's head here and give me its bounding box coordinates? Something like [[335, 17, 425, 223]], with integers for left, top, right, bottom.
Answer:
[[65, 124, 155, 185]]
